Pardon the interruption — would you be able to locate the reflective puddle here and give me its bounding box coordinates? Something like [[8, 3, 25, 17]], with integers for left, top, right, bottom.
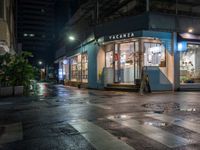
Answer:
[[142, 102, 199, 113]]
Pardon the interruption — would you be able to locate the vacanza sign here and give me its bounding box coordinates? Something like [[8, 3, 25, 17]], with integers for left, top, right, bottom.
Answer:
[[105, 32, 135, 41]]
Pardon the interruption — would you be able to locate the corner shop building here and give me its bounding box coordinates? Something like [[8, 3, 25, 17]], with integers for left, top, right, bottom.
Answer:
[[57, 12, 200, 91]]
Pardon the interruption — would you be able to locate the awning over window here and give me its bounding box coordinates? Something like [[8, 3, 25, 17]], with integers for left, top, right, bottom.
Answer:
[[179, 33, 200, 40]]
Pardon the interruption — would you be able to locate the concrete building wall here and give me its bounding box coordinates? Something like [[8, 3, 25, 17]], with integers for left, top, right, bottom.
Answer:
[[0, 21, 10, 46], [0, 0, 15, 54], [86, 43, 99, 88]]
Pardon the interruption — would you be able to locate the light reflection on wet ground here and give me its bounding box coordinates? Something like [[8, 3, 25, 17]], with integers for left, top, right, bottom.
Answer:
[[0, 83, 200, 150], [142, 102, 199, 114]]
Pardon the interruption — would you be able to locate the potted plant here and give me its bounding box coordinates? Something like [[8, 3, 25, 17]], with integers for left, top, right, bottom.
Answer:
[[9, 52, 34, 96], [0, 52, 34, 97], [0, 53, 13, 96]]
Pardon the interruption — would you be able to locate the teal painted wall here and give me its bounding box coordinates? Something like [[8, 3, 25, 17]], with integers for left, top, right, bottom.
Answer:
[[142, 31, 173, 91], [85, 42, 99, 89]]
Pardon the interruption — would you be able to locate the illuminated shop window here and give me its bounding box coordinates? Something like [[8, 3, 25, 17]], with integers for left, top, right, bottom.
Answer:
[[70, 54, 82, 81], [82, 53, 88, 83], [144, 43, 166, 67], [58, 61, 64, 80], [180, 44, 200, 84], [105, 41, 140, 83], [119, 43, 135, 83], [63, 59, 69, 80], [106, 51, 113, 68]]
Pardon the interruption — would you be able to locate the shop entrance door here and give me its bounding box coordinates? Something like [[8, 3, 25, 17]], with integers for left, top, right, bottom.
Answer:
[[114, 42, 140, 84]]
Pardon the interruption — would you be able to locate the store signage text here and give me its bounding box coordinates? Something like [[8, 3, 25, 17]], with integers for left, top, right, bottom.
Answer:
[[107, 32, 135, 41]]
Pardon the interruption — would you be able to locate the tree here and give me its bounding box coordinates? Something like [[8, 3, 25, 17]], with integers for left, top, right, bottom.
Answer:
[[9, 52, 34, 88], [0, 52, 35, 90]]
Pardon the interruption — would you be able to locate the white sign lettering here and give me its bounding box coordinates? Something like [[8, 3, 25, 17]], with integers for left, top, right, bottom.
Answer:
[[108, 32, 134, 41]]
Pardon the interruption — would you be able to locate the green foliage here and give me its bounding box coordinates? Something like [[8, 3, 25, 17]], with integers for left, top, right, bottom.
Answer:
[[0, 52, 34, 88], [0, 53, 13, 86]]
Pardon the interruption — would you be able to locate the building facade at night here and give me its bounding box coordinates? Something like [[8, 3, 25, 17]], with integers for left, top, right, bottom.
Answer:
[[0, 0, 15, 55], [15, 0, 55, 64], [55, 0, 200, 91]]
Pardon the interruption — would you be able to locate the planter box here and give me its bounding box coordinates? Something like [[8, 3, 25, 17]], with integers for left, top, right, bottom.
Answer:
[[0, 87, 13, 97], [14, 86, 24, 96]]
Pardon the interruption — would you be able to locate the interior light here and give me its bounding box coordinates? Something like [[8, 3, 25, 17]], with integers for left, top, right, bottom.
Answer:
[[188, 28, 193, 33], [69, 36, 75, 41], [178, 41, 187, 52], [63, 59, 68, 65], [30, 34, 35, 37]]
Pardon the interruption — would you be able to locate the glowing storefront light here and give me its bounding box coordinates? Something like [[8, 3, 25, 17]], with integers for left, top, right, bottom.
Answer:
[[63, 59, 68, 65], [178, 41, 187, 52]]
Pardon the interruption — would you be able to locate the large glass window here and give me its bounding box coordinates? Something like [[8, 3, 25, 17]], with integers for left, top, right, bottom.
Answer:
[[63, 59, 69, 80], [82, 53, 88, 83], [71, 54, 81, 81], [119, 43, 135, 83], [180, 44, 200, 84], [104, 41, 141, 84], [144, 43, 166, 67], [70, 53, 88, 83], [58, 61, 63, 80]]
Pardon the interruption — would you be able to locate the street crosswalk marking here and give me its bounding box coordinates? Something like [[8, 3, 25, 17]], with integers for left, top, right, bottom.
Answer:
[[86, 101, 112, 110], [145, 113, 200, 134], [108, 116, 192, 148], [60, 103, 112, 110], [69, 120, 135, 150]]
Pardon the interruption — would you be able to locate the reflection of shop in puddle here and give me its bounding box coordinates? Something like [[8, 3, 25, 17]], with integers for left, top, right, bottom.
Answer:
[[108, 114, 133, 120], [143, 121, 167, 127], [179, 108, 197, 112], [37, 83, 48, 96]]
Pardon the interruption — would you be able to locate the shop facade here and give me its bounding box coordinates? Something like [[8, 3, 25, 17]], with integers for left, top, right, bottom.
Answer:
[[96, 31, 173, 91], [56, 13, 200, 91]]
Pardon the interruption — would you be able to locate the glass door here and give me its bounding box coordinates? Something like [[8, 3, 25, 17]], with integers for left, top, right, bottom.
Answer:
[[119, 42, 135, 83], [113, 41, 140, 84], [114, 44, 120, 83]]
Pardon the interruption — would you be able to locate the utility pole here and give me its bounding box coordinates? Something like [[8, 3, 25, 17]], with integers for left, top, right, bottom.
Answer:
[[175, 0, 178, 15], [96, 0, 99, 24], [146, 0, 149, 12]]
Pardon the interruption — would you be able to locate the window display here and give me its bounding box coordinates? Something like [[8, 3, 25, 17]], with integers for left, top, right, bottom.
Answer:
[[63, 59, 69, 80], [71, 54, 81, 81], [180, 44, 200, 83], [119, 42, 138, 83], [82, 53, 88, 83], [58, 61, 65, 80], [144, 43, 166, 67]]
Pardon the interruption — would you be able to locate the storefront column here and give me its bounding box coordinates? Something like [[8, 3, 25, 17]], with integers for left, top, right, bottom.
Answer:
[[172, 32, 180, 90]]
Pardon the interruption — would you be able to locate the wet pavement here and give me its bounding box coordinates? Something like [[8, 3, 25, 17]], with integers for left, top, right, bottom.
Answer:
[[0, 83, 200, 150]]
